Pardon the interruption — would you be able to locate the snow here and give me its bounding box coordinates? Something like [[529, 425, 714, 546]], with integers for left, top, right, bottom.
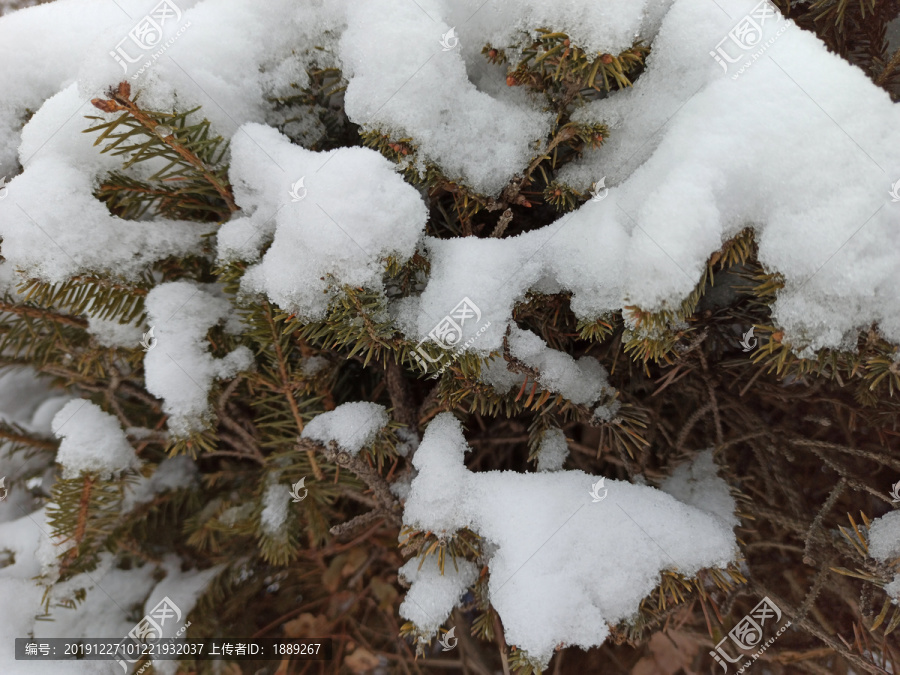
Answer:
[[395, 427, 419, 458], [339, 0, 552, 196], [557, 0, 900, 351], [0, 511, 119, 674], [301, 402, 389, 456], [867, 511, 900, 562], [885, 577, 900, 602], [506, 326, 615, 406], [87, 314, 145, 349], [0, 85, 209, 284], [0, 0, 895, 356], [866, 511, 900, 601], [0, 367, 69, 525], [0, 509, 217, 675], [122, 455, 198, 512], [398, 553, 478, 639], [260, 478, 291, 536], [0, 0, 899, 664], [301, 355, 329, 377], [218, 123, 428, 320], [536, 428, 569, 472], [143, 281, 254, 437], [402, 414, 738, 666], [441, 0, 673, 58], [0, 366, 70, 433], [52, 400, 141, 479], [659, 450, 739, 529]]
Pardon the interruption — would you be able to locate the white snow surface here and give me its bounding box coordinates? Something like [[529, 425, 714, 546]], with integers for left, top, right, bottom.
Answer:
[[441, 0, 673, 58], [0, 83, 209, 283], [122, 455, 198, 512], [339, 0, 552, 196], [52, 400, 141, 479], [87, 314, 145, 349], [218, 123, 428, 320], [507, 326, 615, 406], [659, 449, 739, 529], [536, 428, 569, 472], [398, 553, 478, 638], [301, 402, 389, 456], [868, 511, 900, 562], [401, 414, 738, 665], [260, 479, 291, 537], [143, 281, 253, 437]]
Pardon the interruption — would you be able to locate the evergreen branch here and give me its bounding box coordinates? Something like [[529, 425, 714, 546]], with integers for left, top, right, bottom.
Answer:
[[299, 437, 401, 526], [17, 275, 149, 324], [89, 81, 237, 217], [0, 299, 88, 329], [0, 424, 57, 451], [262, 301, 324, 480]]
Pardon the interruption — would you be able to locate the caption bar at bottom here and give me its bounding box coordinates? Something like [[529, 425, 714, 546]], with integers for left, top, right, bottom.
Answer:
[[15, 638, 332, 660]]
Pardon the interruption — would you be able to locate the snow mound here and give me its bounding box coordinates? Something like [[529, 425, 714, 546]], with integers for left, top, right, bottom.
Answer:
[[52, 400, 140, 479], [219, 123, 428, 320], [301, 402, 389, 456], [402, 413, 738, 666], [399, 553, 478, 638], [868, 511, 900, 562], [143, 281, 253, 437], [339, 0, 552, 196], [659, 449, 739, 529]]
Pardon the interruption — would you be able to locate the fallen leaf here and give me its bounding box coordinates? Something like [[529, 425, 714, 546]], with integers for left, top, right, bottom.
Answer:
[[344, 646, 380, 674], [283, 612, 330, 638]]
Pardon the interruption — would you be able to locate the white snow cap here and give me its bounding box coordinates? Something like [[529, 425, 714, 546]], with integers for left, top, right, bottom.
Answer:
[[52, 400, 140, 479], [143, 281, 253, 437], [0, 86, 208, 285], [301, 402, 389, 456], [219, 123, 428, 320], [402, 414, 738, 667], [339, 0, 552, 196], [398, 553, 478, 638], [867, 511, 900, 563], [865, 511, 900, 602]]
